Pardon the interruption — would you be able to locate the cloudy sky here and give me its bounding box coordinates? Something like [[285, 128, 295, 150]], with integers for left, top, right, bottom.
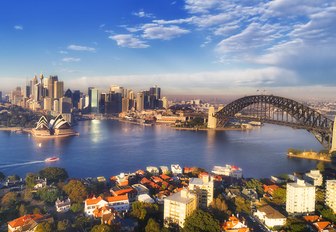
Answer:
[[0, 0, 335, 98]]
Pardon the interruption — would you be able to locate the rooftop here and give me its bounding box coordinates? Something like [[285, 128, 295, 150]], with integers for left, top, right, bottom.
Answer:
[[164, 189, 196, 204], [258, 205, 286, 219]]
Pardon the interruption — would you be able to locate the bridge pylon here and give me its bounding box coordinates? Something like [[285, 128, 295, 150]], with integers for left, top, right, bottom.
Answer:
[[331, 116, 336, 153]]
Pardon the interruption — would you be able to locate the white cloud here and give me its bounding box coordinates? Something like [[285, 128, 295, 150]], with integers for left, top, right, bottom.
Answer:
[[142, 24, 190, 40], [62, 57, 81, 62], [67, 44, 96, 52], [109, 34, 149, 48], [132, 10, 154, 18], [59, 50, 68, 54], [14, 25, 23, 30]]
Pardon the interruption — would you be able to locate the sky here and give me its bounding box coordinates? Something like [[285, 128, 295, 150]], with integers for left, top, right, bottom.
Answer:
[[0, 0, 336, 99]]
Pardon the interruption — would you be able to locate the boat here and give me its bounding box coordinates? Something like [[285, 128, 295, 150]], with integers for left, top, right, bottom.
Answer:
[[211, 165, 243, 178], [45, 157, 59, 162], [38, 143, 42, 147]]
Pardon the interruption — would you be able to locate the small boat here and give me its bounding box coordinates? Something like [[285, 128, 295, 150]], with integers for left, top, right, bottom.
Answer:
[[45, 157, 59, 162], [38, 143, 42, 147]]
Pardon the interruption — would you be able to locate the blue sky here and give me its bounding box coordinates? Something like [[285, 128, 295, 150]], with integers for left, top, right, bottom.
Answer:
[[0, 0, 336, 98]]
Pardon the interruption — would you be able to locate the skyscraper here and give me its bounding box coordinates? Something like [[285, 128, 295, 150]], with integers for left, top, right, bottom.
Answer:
[[31, 75, 38, 101], [54, 81, 64, 99], [89, 87, 99, 113], [0, 91, 2, 102], [136, 92, 144, 112], [326, 180, 336, 213], [46, 75, 58, 100]]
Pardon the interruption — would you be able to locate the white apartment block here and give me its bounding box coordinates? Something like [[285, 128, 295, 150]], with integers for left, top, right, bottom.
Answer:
[[189, 174, 214, 209], [326, 180, 336, 213], [304, 170, 323, 186], [164, 188, 197, 228], [286, 179, 315, 214]]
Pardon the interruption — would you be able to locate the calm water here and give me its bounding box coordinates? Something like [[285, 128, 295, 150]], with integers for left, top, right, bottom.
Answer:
[[0, 120, 324, 178]]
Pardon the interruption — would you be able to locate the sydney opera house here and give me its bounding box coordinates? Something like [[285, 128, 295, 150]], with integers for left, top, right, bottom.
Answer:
[[31, 114, 78, 137]]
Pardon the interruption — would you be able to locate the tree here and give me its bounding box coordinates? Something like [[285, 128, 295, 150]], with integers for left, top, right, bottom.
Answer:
[[183, 210, 220, 232], [35, 222, 53, 232], [7, 174, 20, 181], [234, 196, 250, 213], [39, 167, 68, 183], [272, 188, 286, 205], [57, 220, 70, 231], [1, 192, 18, 207], [245, 178, 264, 196], [18, 204, 27, 216], [210, 195, 229, 220], [25, 173, 38, 189], [145, 218, 160, 232], [37, 187, 61, 203], [285, 218, 306, 232], [319, 207, 336, 223], [91, 224, 112, 232], [0, 171, 5, 181], [63, 180, 88, 203], [71, 203, 83, 213], [131, 202, 159, 221]]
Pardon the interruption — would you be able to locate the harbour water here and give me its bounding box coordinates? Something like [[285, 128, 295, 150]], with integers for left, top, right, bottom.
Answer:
[[0, 120, 324, 178]]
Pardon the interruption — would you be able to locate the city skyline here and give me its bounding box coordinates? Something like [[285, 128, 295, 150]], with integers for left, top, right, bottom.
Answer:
[[0, 0, 336, 98]]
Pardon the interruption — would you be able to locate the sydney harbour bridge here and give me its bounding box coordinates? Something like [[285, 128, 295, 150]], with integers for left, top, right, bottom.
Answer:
[[212, 95, 336, 151]]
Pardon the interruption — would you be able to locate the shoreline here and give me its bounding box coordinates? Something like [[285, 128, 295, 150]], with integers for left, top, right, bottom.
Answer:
[[287, 152, 332, 162]]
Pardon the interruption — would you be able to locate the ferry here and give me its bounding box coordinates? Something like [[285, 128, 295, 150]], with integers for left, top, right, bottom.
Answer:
[[211, 164, 243, 179], [45, 157, 60, 162]]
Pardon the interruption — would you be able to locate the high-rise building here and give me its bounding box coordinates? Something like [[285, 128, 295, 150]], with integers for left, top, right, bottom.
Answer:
[[43, 97, 52, 111], [303, 170, 323, 186], [149, 85, 161, 109], [46, 75, 58, 100], [31, 75, 38, 101], [326, 180, 336, 213], [105, 92, 122, 114], [164, 188, 197, 228], [33, 83, 40, 102], [0, 91, 2, 102], [23, 85, 31, 98], [39, 74, 45, 100], [72, 90, 80, 108], [136, 92, 144, 112], [162, 96, 168, 109], [122, 97, 130, 112], [89, 87, 99, 113], [54, 81, 64, 99], [53, 99, 59, 113], [59, 97, 72, 114], [188, 174, 214, 209], [286, 179, 315, 214]]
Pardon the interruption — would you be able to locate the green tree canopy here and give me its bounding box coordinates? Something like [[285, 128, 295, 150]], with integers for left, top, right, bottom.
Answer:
[[272, 188, 286, 205], [145, 218, 160, 232], [234, 196, 251, 213], [37, 187, 61, 204], [183, 210, 220, 232], [25, 173, 38, 189], [210, 195, 229, 220], [63, 179, 88, 203], [245, 178, 264, 195], [90, 224, 112, 232], [1, 192, 19, 207], [57, 219, 70, 232], [131, 202, 159, 221], [39, 167, 68, 183], [35, 222, 53, 232]]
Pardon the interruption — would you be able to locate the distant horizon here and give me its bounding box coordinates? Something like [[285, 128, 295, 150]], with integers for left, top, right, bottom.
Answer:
[[0, 1, 335, 100]]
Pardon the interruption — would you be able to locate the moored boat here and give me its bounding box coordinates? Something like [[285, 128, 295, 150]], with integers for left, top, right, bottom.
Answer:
[[211, 164, 243, 178]]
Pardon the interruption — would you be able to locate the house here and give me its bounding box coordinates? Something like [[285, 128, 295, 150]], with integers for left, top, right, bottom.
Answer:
[[93, 205, 117, 225], [241, 188, 258, 201], [159, 166, 169, 174], [303, 215, 335, 232], [84, 196, 108, 216], [222, 216, 249, 232], [132, 184, 149, 195], [110, 185, 137, 202], [33, 178, 47, 190], [106, 195, 130, 212], [137, 194, 155, 203], [263, 184, 279, 196], [304, 170, 323, 186], [55, 198, 71, 213], [171, 164, 182, 174], [8, 214, 53, 232], [254, 205, 286, 228], [146, 166, 159, 175]]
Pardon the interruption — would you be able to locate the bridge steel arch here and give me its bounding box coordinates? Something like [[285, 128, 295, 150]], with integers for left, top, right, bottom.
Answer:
[[214, 95, 334, 149]]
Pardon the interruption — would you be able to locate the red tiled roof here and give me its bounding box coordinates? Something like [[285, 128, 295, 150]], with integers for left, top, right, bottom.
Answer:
[[8, 214, 43, 228], [106, 195, 128, 202], [151, 176, 163, 183], [140, 177, 151, 185], [160, 174, 170, 180], [303, 215, 321, 222], [113, 188, 134, 196], [85, 196, 104, 206], [314, 221, 331, 231]]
